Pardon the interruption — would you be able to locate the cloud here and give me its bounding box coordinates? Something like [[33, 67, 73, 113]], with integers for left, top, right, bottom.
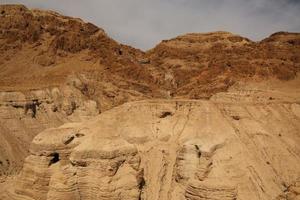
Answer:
[[2, 0, 300, 50]]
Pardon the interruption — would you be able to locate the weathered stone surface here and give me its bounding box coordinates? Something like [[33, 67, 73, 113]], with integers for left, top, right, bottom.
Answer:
[[0, 4, 300, 200], [1, 89, 300, 199], [0, 82, 99, 178]]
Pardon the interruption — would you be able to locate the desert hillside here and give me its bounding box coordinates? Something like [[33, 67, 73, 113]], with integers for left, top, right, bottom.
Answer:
[[0, 4, 300, 200], [2, 93, 300, 199]]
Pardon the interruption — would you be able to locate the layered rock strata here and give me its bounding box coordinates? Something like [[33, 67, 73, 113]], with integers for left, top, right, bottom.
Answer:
[[1, 95, 300, 199]]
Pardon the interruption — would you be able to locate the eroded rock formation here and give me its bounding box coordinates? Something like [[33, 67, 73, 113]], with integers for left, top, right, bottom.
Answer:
[[1, 82, 300, 199], [0, 80, 99, 179], [0, 4, 300, 200]]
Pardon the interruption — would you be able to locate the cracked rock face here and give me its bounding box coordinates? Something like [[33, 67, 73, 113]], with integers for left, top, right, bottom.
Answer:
[[0, 83, 99, 178], [1, 99, 300, 200], [1, 4, 300, 200]]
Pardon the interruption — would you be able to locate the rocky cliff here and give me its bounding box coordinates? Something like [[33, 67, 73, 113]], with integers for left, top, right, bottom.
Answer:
[[1, 5, 299, 98], [0, 4, 300, 200], [1, 78, 300, 199], [0, 4, 151, 177], [0, 82, 100, 179]]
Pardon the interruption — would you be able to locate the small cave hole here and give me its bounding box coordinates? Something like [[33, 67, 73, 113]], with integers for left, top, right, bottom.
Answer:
[[1, 10, 5, 15], [231, 115, 240, 121], [81, 84, 89, 95], [159, 111, 173, 118], [195, 145, 202, 158], [288, 40, 295, 45], [137, 169, 145, 200], [48, 152, 60, 166], [118, 49, 123, 55], [139, 177, 145, 190], [138, 178, 145, 200], [75, 133, 85, 138], [64, 135, 75, 145], [24, 100, 40, 118]]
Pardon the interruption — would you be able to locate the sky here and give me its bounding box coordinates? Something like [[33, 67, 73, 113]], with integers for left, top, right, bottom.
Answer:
[[2, 0, 300, 50]]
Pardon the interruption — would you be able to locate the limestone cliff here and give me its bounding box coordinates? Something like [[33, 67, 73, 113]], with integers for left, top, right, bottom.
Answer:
[[0, 4, 300, 200], [0, 79, 99, 180], [1, 78, 300, 199]]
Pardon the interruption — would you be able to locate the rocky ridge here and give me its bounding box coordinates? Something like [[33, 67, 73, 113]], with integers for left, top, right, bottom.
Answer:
[[1, 87, 300, 199], [0, 4, 300, 199]]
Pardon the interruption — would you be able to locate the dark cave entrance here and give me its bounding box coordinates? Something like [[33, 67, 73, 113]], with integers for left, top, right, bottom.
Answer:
[[48, 152, 60, 166]]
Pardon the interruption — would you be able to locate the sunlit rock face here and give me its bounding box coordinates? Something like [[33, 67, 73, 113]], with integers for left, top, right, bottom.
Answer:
[[1, 98, 299, 200], [1, 4, 300, 200], [0, 82, 99, 178]]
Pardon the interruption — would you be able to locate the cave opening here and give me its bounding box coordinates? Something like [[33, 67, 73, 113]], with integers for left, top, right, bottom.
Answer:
[[159, 111, 173, 118], [195, 145, 202, 158], [49, 152, 60, 166], [138, 177, 145, 200]]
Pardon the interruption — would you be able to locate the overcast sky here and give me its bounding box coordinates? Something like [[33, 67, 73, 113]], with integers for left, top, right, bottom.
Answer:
[[2, 0, 300, 50]]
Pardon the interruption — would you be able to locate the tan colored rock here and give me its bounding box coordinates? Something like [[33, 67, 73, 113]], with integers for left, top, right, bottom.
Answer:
[[0, 4, 300, 200], [0, 83, 99, 177], [1, 91, 299, 199]]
